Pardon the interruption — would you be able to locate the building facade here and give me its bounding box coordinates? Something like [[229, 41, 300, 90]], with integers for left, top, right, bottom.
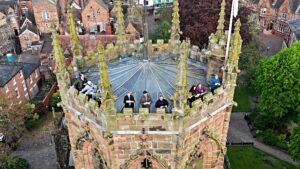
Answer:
[[32, 0, 59, 33], [0, 62, 41, 104], [285, 18, 300, 46], [81, 0, 111, 34], [249, 0, 300, 39]]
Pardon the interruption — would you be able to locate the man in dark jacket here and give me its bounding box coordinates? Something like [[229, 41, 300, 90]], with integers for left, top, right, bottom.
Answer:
[[140, 90, 152, 108], [155, 95, 169, 108], [124, 92, 135, 108]]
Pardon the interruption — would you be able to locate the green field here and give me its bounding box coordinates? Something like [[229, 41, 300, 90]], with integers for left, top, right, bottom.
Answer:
[[227, 147, 296, 169], [233, 87, 253, 112]]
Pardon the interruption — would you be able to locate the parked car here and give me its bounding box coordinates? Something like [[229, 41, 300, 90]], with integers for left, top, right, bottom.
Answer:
[[0, 133, 5, 142]]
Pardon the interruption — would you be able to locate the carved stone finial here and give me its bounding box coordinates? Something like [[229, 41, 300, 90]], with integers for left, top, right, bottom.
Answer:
[[98, 44, 116, 101], [68, 5, 83, 67], [216, 0, 226, 37], [171, 40, 190, 115], [51, 24, 71, 96], [170, 0, 181, 41], [116, 0, 126, 44], [225, 19, 242, 87]]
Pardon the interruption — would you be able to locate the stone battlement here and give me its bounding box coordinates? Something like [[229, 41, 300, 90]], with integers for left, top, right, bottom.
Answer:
[[64, 84, 230, 134]]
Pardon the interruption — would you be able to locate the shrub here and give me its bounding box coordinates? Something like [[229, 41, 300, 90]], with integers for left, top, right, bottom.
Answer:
[[49, 92, 62, 111], [34, 103, 48, 116]]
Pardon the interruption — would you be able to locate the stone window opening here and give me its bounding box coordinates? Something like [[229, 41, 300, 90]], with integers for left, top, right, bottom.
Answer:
[[141, 158, 152, 169]]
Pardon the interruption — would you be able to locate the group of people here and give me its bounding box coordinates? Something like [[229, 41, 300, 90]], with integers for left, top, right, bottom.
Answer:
[[188, 74, 221, 108], [72, 67, 100, 104], [123, 90, 169, 110], [72, 65, 222, 111]]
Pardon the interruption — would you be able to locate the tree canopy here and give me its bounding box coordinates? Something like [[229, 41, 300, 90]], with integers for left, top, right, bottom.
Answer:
[[289, 123, 300, 163], [179, 0, 252, 47], [151, 21, 171, 43], [255, 42, 300, 118]]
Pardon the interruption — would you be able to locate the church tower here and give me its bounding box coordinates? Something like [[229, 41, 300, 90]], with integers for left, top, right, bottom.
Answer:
[[53, 0, 243, 168]]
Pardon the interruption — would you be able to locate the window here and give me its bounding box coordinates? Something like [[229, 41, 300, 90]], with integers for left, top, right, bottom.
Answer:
[[4, 84, 9, 92], [20, 71, 23, 77], [30, 76, 33, 83], [42, 11, 50, 20], [22, 81, 26, 90], [24, 36, 29, 41], [97, 8, 100, 15], [274, 9, 278, 16], [282, 13, 286, 18], [35, 71, 38, 78], [261, 8, 267, 15], [278, 24, 285, 32], [87, 14, 91, 21], [15, 88, 19, 97], [13, 77, 16, 85], [27, 43, 31, 49]]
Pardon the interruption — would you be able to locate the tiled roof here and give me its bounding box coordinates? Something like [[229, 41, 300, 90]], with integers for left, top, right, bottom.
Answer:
[[20, 11, 36, 28], [289, 0, 300, 14], [288, 18, 300, 40], [19, 22, 39, 36], [272, 0, 285, 9], [21, 62, 39, 79], [0, 62, 22, 87], [32, 0, 56, 6], [0, 61, 39, 87]]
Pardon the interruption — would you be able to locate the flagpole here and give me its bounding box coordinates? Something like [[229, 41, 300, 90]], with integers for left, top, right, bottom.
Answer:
[[224, 0, 236, 66]]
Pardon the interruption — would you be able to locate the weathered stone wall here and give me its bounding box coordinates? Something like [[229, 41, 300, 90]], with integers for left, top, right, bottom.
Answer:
[[62, 83, 233, 169]]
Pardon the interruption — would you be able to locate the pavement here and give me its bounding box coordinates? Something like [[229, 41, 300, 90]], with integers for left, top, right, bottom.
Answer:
[[13, 114, 58, 169], [259, 31, 284, 56], [228, 112, 298, 166], [16, 51, 40, 64]]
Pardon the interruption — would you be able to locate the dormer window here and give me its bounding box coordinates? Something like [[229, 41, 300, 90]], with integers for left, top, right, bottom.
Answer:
[[282, 12, 286, 18], [261, 8, 267, 15]]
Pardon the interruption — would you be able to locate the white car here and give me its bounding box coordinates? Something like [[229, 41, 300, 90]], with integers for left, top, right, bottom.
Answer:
[[0, 133, 5, 142]]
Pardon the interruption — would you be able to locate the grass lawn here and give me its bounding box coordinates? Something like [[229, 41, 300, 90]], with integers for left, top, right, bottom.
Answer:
[[227, 147, 296, 169], [233, 87, 253, 112]]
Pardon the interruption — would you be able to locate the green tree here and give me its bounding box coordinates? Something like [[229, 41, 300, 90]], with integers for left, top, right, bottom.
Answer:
[[151, 21, 171, 43], [255, 42, 300, 118], [289, 123, 300, 164], [158, 5, 172, 23], [238, 37, 264, 87], [0, 94, 35, 143]]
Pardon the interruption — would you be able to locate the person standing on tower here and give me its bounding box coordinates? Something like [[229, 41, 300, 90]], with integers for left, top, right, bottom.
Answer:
[[140, 90, 152, 108], [124, 91, 135, 108]]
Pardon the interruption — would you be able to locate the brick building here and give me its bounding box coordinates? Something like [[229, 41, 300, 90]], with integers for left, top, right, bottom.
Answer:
[[0, 61, 41, 104], [284, 18, 300, 46], [81, 0, 112, 34], [249, 0, 300, 39], [32, 0, 59, 33], [0, 1, 19, 31], [18, 11, 40, 51], [18, 0, 33, 20]]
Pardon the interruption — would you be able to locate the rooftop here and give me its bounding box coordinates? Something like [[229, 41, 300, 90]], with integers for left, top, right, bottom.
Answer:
[[288, 18, 300, 40], [0, 61, 39, 87], [85, 56, 207, 112]]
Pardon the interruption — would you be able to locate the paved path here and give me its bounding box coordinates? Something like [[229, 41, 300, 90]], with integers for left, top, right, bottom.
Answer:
[[228, 112, 298, 166], [13, 114, 58, 169], [259, 31, 284, 56]]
